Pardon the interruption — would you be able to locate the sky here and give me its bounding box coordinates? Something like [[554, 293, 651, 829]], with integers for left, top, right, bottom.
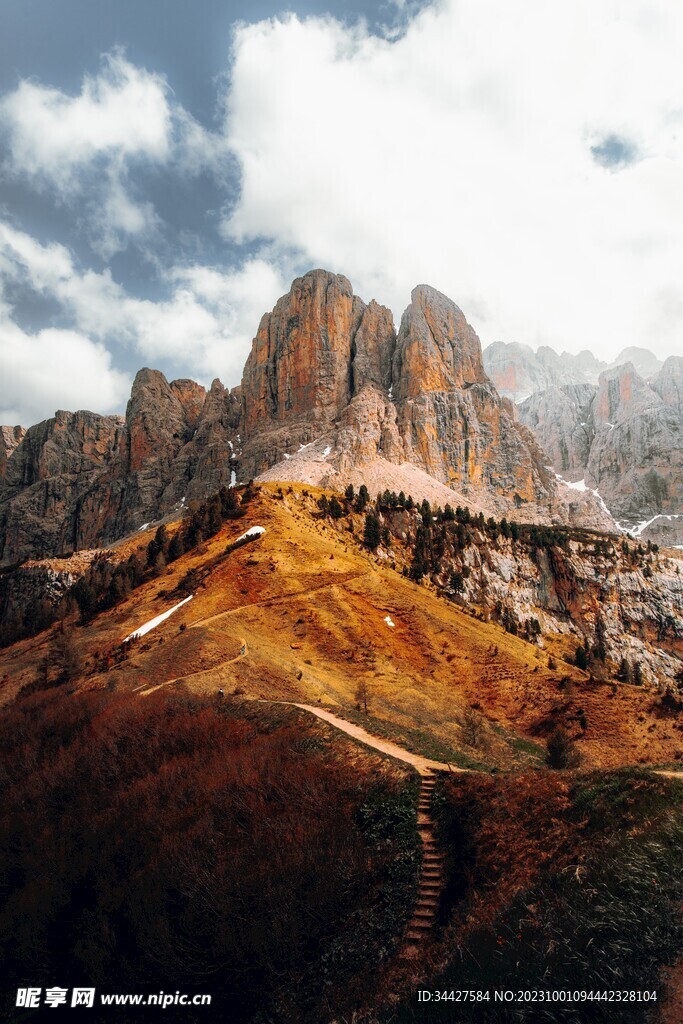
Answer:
[[0, 0, 681, 426]]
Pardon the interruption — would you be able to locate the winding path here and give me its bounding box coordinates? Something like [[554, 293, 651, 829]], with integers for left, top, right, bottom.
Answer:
[[135, 640, 250, 695], [269, 701, 467, 953], [285, 702, 464, 775]]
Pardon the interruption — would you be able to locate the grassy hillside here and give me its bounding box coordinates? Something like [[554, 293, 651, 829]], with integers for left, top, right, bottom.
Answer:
[[1, 484, 680, 769]]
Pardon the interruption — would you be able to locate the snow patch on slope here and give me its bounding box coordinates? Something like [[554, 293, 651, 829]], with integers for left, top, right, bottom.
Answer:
[[233, 526, 266, 544], [124, 595, 194, 642]]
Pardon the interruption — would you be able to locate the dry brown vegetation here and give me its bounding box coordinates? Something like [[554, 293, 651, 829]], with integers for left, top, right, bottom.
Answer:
[[0, 687, 420, 1023], [386, 770, 683, 1023]]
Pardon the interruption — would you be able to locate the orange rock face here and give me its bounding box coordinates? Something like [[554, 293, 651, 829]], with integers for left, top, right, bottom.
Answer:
[[240, 270, 395, 475], [0, 425, 26, 481], [392, 286, 553, 503]]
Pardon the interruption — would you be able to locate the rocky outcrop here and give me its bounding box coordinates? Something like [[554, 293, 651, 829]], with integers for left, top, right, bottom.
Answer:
[[519, 361, 683, 543], [0, 371, 242, 563], [176, 379, 242, 501], [519, 384, 597, 474], [392, 286, 554, 504], [244, 275, 562, 513], [653, 356, 683, 416], [426, 521, 683, 688], [0, 425, 25, 480], [0, 411, 124, 562]]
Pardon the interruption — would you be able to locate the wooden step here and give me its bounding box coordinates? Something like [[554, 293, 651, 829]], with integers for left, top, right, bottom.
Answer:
[[407, 917, 433, 931]]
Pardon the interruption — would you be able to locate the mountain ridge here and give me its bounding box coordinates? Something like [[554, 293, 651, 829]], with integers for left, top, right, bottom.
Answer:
[[1, 269, 612, 564], [483, 340, 667, 403]]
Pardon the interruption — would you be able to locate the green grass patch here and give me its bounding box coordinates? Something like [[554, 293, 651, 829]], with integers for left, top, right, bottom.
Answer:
[[490, 722, 546, 764], [571, 767, 683, 834], [332, 705, 491, 771]]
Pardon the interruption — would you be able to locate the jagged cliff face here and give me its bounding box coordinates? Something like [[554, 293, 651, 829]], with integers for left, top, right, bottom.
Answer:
[[375, 507, 683, 688], [0, 426, 26, 480], [240, 271, 395, 474], [519, 359, 683, 543], [1, 269, 615, 563], [0, 411, 125, 562], [0, 371, 242, 563], [392, 286, 552, 502]]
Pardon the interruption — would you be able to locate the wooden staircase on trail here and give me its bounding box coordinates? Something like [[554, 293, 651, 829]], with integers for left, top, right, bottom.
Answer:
[[403, 770, 445, 952]]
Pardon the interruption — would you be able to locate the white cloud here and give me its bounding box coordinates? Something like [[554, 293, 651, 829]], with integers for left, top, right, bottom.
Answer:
[[1, 52, 171, 186], [0, 52, 226, 256], [0, 222, 287, 412], [0, 304, 131, 426], [222, 1, 683, 360]]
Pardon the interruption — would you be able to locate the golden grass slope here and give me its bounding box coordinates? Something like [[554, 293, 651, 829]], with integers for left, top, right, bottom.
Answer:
[[1, 484, 681, 770]]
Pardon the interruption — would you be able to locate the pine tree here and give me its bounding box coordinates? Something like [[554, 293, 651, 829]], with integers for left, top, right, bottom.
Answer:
[[449, 570, 464, 593], [168, 532, 185, 562], [363, 512, 381, 549], [329, 496, 343, 519], [617, 657, 633, 683], [546, 726, 574, 769], [50, 627, 82, 683]]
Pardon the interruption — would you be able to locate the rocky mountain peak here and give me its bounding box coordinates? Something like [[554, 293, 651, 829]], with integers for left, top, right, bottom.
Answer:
[[653, 356, 683, 414], [393, 284, 488, 402], [593, 362, 662, 425], [126, 368, 197, 472], [610, 346, 662, 378], [0, 425, 26, 481], [239, 269, 394, 476]]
